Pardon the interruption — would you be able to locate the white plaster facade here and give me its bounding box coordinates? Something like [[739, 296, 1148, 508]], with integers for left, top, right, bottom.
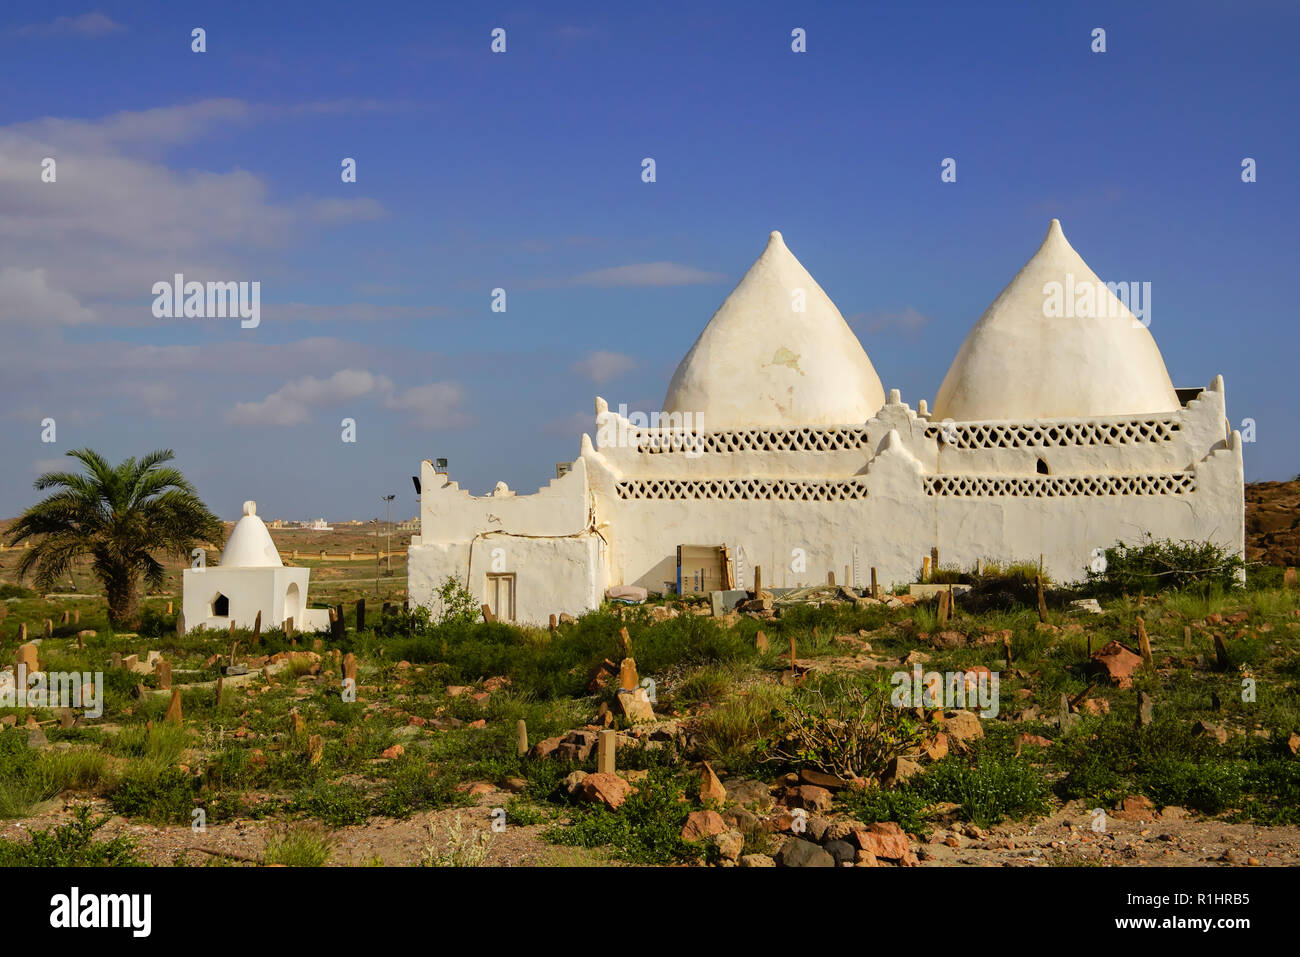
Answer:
[[409, 222, 1245, 626], [182, 501, 332, 632]]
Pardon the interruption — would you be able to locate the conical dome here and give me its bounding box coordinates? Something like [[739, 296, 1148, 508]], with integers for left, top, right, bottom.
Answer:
[[662, 231, 886, 429], [219, 501, 283, 568], [931, 219, 1179, 422]]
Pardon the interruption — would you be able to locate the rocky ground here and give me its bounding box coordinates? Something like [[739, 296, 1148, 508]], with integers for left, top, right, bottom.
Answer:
[[7, 785, 1298, 868], [1246, 480, 1300, 568]]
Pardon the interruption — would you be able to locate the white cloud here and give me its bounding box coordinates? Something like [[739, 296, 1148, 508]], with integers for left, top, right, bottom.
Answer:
[[0, 267, 94, 324], [228, 369, 392, 426], [384, 382, 471, 429], [17, 13, 125, 37], [571, 350, 635, 384], [0, 99, 392, 308], [227, 370, 469, 429], [570, 262, 726, 287]]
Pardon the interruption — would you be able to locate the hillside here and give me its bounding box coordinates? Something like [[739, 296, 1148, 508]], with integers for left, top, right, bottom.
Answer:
[[1246, 480, 1300, 567]]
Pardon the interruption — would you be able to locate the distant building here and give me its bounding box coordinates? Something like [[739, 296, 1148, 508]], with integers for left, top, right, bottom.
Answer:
[[182, 501, 331, 632]]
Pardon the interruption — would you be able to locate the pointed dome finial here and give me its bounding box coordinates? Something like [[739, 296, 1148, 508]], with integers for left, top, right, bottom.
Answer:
[[931, 219, 1179, 421], [243, 500, 256, 516], [662, 230, 885, 429]]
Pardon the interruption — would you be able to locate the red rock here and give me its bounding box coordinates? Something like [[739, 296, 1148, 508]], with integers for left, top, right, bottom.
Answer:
[[1113, 794, 1156, 821], [922, 731, 949, 762], [941, 710, 984, 749], [1017, 733, 1054, 749], [700, 762, 727, 803], [851, 822, 910, 860], [781, 784, 833, 813], [681, 809, 728, 842], [931, 630, 965, 649], [380, 744, 404, 759], [799, 768, 849, 790], [1090, 640, 1145, 689], [531, 735, 564, 759], [576, 772, 636, 810]]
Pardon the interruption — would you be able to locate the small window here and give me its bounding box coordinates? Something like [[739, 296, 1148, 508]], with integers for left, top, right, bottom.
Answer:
[[1036, 458, 1050, 475], [211, 592, 230, 617], [486, 573, 516, 622]]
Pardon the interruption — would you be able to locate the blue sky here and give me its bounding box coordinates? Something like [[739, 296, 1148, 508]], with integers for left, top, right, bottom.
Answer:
[[1, 1, 1296, 520]]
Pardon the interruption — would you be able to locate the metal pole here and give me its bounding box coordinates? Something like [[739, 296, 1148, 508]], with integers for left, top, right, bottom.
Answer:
[[382, 494, 396, 577]]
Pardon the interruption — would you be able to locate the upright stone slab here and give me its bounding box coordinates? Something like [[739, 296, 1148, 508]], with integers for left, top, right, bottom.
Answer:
[[164, 689, 182, 725], [155, 660, 172, 690], [618, 657, 639, 692], [597, 729, 616, 775], [16, 643, 40, 675]]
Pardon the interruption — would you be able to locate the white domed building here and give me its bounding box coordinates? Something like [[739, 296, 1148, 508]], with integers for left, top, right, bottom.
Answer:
[[182, 501, 332, 632], [408, 224, 1244, 625]]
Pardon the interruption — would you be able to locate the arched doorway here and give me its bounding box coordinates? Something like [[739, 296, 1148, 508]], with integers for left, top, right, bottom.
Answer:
[[284, 582, 301, 625]]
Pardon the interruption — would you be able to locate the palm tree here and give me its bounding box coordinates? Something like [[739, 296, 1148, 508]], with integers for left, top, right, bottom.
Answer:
[[8, 449, 225, 629]]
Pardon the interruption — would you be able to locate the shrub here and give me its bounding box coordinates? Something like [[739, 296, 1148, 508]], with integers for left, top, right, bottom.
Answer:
[[1084, 536, 1245, 598], [0, 806, 143, 866], [420, 814, 490, 867], [435, 577, 479, 626], [545, 769, 705, 865], [758, 674, 924, 780], [262, 823, 335, 866], [912, 756, 1052, 827]]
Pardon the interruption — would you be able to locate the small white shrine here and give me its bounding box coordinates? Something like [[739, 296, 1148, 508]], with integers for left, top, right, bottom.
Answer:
[[182, 501, 331, 632], [408, 221, 1245, 625]]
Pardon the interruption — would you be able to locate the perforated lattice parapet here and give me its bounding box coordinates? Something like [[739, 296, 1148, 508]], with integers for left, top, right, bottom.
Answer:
[[615, 477, 871, 501], [924, 418, 1180, 449], [632, 426, 872, 454], [923, 472, 1196, 497]]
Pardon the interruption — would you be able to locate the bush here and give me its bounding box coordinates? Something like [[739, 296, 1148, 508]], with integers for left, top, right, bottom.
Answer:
[[0, 806, 144, 866], [435, 577, 479, 626], [545, 769, 705, 865], [911, 756, 1052, 828], [1084, 536, 1245, 598], [758, 674, 924, 780], [263, 823, 335, 866]]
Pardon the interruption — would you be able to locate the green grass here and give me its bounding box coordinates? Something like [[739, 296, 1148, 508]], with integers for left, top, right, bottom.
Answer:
[[544, 767, 709, 865], [0, 806, 144, 866], [262, 823, 335, 866]]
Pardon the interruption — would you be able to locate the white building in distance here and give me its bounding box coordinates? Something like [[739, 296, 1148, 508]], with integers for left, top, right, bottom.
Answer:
[[408, 221, 1245, 625], [182, 501, 332, 632]]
